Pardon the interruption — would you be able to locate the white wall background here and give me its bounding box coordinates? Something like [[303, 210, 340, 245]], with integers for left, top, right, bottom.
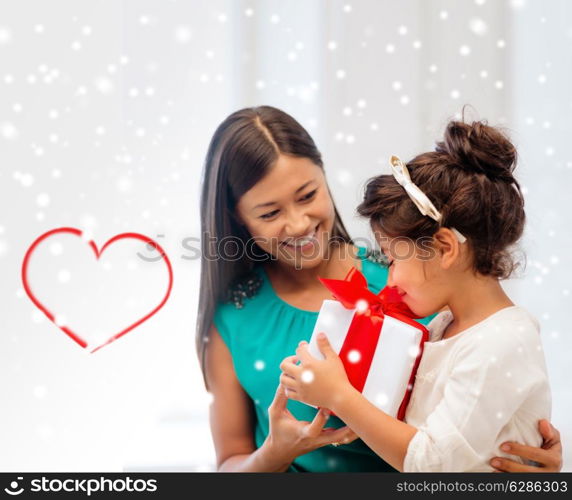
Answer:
[[1, 0, 570, 471]]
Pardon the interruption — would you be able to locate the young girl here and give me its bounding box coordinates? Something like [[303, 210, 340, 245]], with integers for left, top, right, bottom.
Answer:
[[279, 119, 553, 472]]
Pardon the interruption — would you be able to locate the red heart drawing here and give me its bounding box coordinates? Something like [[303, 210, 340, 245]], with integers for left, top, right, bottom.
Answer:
[[21, 227, 173, 353]]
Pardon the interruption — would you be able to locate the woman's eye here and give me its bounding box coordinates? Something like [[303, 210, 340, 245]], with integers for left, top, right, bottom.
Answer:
[[299, 189, 317, 202], [259, 210, 279, 220]]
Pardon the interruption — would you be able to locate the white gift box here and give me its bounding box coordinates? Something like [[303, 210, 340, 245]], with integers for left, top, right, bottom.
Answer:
[[308, 299, 426, 419]]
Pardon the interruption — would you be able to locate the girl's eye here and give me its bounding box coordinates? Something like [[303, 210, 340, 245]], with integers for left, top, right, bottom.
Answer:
[[259, 210, 279, 220], [300, 189, 317, 202]]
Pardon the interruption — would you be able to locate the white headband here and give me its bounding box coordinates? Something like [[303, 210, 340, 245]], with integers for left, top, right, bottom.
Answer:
[[390, 155, 467, 244]]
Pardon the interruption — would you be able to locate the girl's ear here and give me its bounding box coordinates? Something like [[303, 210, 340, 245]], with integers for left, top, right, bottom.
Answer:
[[433, 228, 461, 270]]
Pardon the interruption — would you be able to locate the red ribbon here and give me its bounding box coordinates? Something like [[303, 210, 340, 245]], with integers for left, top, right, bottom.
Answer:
[[319, 267, 429, 421]]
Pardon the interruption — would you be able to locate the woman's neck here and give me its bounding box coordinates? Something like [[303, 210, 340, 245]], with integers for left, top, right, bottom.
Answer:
[[443, 275, 514, 339]]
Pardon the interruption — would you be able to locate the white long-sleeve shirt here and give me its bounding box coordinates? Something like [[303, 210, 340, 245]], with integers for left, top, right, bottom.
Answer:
[[404, 306, 551, 472]]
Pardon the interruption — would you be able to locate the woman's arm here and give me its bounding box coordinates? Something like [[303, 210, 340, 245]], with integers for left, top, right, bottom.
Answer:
[[491, 420, 563, 472], [206, 326, 357, 472], [206, 326, 289, 471]]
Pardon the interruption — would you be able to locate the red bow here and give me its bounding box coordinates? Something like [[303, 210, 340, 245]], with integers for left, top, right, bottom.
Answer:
[[319, 267, 428, 421]]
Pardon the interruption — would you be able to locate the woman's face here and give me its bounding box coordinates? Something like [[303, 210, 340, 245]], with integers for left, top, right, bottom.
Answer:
[[236, 154, 336, 270]]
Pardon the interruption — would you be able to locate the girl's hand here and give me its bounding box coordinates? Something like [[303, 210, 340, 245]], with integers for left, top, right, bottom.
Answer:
[[490, 420, 563, 472], [263, 382, 358, 466], [279, 333, 353, 411]]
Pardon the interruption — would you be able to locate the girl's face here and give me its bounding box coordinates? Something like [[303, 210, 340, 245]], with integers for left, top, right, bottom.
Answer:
[[236, 154, 336, 270], [375, 230, 449, 317]]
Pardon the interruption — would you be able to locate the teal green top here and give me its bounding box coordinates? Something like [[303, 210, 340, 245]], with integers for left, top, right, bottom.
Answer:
[[213, 246, 434, 472]]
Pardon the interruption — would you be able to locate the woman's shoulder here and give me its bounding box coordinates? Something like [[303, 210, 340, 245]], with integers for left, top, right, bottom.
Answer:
[[355, 245, 389, 294], [213, 268, 268, 344]]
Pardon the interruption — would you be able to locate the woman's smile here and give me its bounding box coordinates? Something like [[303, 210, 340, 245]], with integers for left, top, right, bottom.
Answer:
[[281, 224, 320, 251]]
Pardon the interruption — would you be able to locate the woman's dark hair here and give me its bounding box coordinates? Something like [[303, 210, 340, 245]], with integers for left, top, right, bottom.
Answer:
[[197, 106, 352, 386], [357, 117, 525, 279]]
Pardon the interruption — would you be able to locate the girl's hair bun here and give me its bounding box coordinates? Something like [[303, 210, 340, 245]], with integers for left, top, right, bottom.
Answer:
[[435, 120, 517, 184]]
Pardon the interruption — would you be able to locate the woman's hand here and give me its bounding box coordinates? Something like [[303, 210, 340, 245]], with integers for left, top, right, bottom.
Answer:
[[279, 333, 353, 411], [262, 382, 358, 467], [490, 420, 563, 472]]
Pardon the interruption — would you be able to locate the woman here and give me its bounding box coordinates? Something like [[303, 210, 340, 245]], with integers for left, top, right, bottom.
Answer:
[[196, 105, 562, 472]]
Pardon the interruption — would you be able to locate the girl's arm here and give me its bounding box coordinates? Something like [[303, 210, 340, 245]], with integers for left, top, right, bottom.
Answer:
[[280, 333, 417, 471], [282, 330, 548, 472], [331, 385, 417, 471]]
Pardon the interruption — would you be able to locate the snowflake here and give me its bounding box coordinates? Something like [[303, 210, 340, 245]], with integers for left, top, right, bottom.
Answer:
[[469, 18, 488, 36], [50, 242, 63, 256], [301, 370, 314, 383], [95, 76, 113, 94], [58, 269, 71, 283], [347, 349, 361, 363], [54, 314, 68, 327], [0, 27, 12, 45], [254, 360, 265, 371], [337, 170, 351, 186], [408, 345, 421, 358], [173, 26, 193, 46], [33, 386, 48, 399], [459, 45, 471, 56], [1, 122, 18, 140], [355, 299, 368, 313], [36, 193, 50, 208], [375, 393, 389, 407]]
